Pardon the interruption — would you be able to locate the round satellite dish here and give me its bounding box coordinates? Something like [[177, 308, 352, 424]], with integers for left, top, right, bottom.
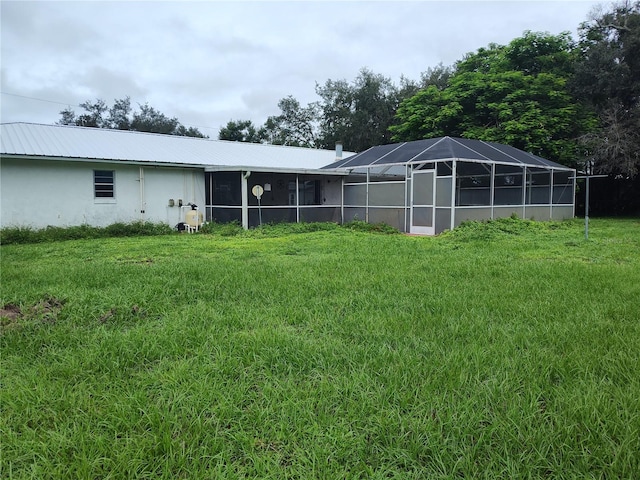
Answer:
[[252, 185, 264, 199]]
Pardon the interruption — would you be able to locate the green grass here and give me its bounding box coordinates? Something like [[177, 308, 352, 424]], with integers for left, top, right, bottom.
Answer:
[[1, 218, 639, 478]]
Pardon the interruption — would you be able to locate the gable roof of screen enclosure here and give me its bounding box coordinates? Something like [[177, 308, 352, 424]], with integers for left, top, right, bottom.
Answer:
[[323, 136, 573, 171], [0, 122, 350, 172]]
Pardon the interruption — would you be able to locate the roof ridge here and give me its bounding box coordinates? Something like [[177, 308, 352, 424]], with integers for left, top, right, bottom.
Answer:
[[477, 139, 524, 164], [370, 142, 407, 165], [405, 137, 447, 163], [1, 122, 344, 154], [449, 137, 492, 161]]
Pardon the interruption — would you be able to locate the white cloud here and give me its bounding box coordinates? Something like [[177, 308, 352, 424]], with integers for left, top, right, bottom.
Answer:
[[1, 0, 601, 134]]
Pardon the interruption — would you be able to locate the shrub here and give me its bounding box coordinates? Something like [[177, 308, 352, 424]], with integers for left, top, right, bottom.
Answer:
[[0, 221, 174, 245], [343, 220, 399, 234], [441, 216, 573, 242], [199, 221, 244, 237], [1, 220, 403, 245], [0, 226, 39, 245], [103, 221, 173, 237], [248, 222, 342, 237]]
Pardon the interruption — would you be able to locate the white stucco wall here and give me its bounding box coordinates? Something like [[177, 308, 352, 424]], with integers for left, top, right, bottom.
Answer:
[[0, 158, 205, 228]]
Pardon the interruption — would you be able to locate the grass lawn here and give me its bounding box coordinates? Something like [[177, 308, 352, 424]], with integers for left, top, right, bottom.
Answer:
[[1, 218, 639, 479]]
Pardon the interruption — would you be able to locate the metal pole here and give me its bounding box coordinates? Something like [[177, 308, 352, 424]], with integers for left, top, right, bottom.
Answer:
[[450, 160, 457, 231], [585, 174, 589, 240], [574, 168, 605, 241]]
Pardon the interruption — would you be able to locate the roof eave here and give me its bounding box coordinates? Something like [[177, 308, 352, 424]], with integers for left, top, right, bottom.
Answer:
[[0, 153, 202, 169], [204, 165, 348, 175]]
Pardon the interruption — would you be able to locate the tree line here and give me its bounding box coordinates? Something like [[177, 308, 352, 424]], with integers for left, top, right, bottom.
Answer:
[[218, 1, 639, 214], [58, 97, 207, 138], [59, 1, 639, 213], [220, 1, 639, 182]]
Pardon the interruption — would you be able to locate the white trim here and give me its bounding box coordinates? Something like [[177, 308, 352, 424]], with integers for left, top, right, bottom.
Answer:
[[365, 168, 370, 223], [404, 164, 409, 232], [295, 175, 300, 223], [334, 156, 574, 172], [245, 204, 342, 210], [205, 165, 349, 175], [450, 160, 457, 231], [241, 171, 249, 229], [341, 177, 345, 225], [490, 162, 495, 219]]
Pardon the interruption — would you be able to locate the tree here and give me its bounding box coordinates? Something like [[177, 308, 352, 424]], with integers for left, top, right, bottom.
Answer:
[[58, 107, 76, 126], [314, 78, 353, 150], [75, 99, 108, 128], [572, 0, 640, 177], [391, 32, 595, 167], [260, 96, 319, 147], [57, 97, 207, 137], [107, 96, 132, 130], [131, 103, 179, 135], [316, 68, 408, 151], [176, 125, 209, 138], [218, 67, 450, 151], [418, 63, 454, 90], [218, 120, 263, 143]]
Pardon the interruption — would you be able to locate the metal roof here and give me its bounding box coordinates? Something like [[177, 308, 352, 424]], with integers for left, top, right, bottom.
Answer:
[[1, 123, 350, 170], [323, 136, 573, 170]]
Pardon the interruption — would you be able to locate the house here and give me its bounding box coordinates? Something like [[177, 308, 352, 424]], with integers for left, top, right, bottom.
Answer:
[[0, 123, 348, 230], [1, 123, 575, 234]]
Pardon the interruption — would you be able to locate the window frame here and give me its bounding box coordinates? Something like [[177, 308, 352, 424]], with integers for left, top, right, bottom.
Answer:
[[94, 170, 115, 200]]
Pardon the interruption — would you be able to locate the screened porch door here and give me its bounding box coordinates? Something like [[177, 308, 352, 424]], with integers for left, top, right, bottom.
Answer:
[[410, 170, 435, 235]]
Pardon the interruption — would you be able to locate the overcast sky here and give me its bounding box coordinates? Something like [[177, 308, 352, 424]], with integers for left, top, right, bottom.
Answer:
[[1, 0, 601, 137]]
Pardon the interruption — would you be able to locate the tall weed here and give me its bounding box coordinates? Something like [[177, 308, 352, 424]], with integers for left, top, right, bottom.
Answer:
[[441, 215, 575, 241], [0, 221, 173, 245]]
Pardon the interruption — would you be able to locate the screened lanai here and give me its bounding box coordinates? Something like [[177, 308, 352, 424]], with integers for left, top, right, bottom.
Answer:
[[323, 137, 575, 235], [204, 168, 347, 229]]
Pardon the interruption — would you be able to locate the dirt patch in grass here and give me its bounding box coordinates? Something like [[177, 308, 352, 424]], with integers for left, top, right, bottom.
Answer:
[[0, 303, 22, 321], [1, 296, 65, 333], [97, 305, 149, 325], [116, 257, 154, 265], [32, 296, 65, 323], [1, 304, 23, 333]]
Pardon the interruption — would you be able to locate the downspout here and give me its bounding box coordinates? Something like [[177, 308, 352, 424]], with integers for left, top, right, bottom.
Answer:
[[242, 171, 251, 229], [192, 171, 196, 205], [139, 166, 145, 222]]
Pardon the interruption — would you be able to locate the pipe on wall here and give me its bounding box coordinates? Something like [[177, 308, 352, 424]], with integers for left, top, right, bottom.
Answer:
[[139, 166, 145, 221]]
